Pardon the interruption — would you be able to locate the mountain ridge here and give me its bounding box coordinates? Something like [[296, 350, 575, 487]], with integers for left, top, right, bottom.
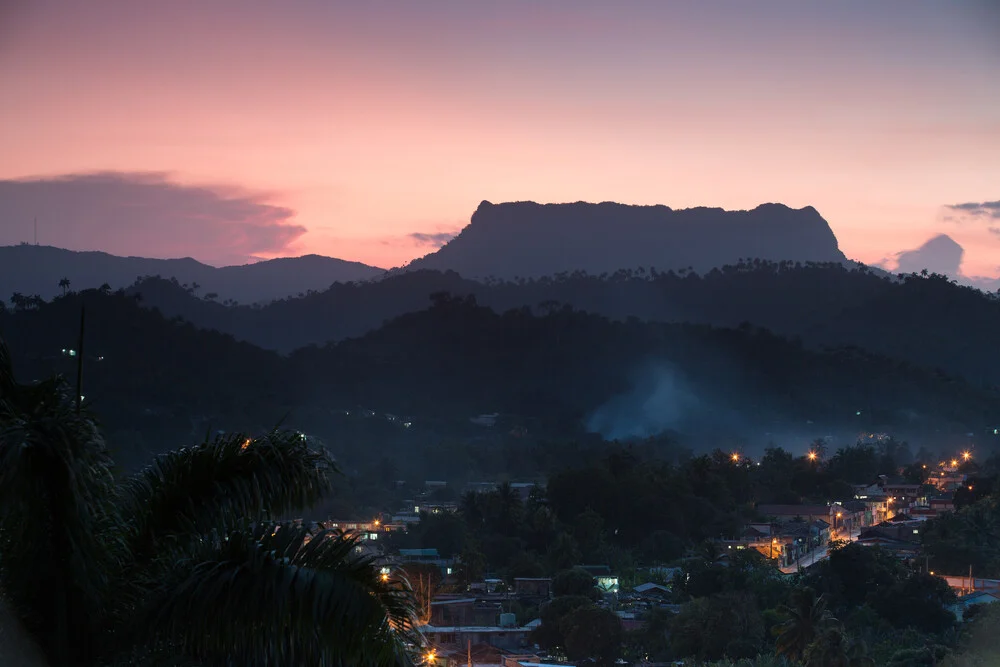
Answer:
[[0, 244, 385, 303], [403, 200, 847, 278]]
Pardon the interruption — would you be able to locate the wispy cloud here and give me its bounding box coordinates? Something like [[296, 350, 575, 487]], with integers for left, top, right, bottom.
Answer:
[[989, 226, 1000, 238], [408, 231, 459, 248], [0, 172, 304, 265], [945, 200, 1000, 220]]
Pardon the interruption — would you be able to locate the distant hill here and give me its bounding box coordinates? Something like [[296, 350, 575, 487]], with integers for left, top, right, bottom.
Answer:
[[124, 263, 1000, 387], [2, 289, 997, 473], [0, 245, 385, 303], [402, 201, 847, 278]]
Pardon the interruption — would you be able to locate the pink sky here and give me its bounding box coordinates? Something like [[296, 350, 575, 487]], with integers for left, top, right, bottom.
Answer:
[[1, 1, 998, 277]]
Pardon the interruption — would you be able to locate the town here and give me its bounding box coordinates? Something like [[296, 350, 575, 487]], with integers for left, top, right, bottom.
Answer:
[[305, 440, 1000, 666]]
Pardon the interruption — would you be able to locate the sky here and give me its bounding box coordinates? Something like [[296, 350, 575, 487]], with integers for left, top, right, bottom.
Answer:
[[0, 1, 998, 277]]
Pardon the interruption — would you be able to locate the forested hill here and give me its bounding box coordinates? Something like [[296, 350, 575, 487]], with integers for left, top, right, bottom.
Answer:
[[121, 262, 1000, 385], [1, 289, 997, 471]]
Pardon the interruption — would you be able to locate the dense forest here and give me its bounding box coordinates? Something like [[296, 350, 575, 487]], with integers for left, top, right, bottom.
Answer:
[[108, 262, 1000, 389], [1, 287, 998, 482]]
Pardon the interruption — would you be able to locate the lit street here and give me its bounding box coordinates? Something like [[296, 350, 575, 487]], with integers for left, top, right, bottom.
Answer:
[[780, 525, 862, 574]]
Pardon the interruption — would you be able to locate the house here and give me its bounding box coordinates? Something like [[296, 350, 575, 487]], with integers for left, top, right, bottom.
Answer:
[[929, 494, 955, 515], [856, 522, 922, 557], [513, 578, 552, 599], [757, 504, 834, 525], [432, 642, 507, 667], [419, 625, 531, 652], [430, 598, 502, 627], [634, 582, 671, 598], [950, 591, 1000, 621], [397, 548, 454, 576], [938, 574, 1000, 595], [615, 610, 645, 632]]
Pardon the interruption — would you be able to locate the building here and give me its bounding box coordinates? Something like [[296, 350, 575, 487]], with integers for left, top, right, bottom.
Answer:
[[757, 504, 835, 525], [633, 582, 672, 599], [856, 522, 922, 557], [397, 548, 455, 576], [928, 494, 955, 515], [950, 591, 1000, 621], [513, 578, 552, 599], [430, 598, 502, 627], [419, 625, 531, 653]]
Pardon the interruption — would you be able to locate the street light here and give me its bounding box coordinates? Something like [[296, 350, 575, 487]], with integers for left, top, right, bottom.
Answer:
[[731, 452, 740, 463], [962, 451, 972, 462], [807, 451, 818, 462]]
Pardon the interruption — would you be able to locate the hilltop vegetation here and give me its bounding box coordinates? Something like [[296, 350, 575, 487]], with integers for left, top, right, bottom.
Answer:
[[2, 287, 998, 478], [113, 262, 1000, 389]]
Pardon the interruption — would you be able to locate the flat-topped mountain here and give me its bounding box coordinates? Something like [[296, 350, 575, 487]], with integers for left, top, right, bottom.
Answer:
[[403, 201, 847, 278], [0, 245, 385, 303]]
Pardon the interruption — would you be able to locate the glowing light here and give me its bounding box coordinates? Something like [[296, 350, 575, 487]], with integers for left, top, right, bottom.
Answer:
[[807, 451, 818, 461], [373, 519, 381, 527], [950, 459, 958, 467], [241, 438, 251, 450], [425, 650, 437, 664], [381, 573, 389, 582], [962, 451, 972, 461], [836, 512, 843, 518], [731, 452, 740, 463]]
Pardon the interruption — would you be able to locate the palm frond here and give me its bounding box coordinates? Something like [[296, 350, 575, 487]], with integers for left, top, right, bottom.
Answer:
[[0, 374, 123, 663], [133, 523, 419, 667], [120, 430, 337, 564], [0, 338, 14, 394]]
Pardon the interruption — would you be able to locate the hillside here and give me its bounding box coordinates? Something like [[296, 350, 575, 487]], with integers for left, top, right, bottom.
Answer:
[[0, 244, 384, 303], [2, 289, 998, 475], [125, 262, 1000, 386], [403, 201, 847, 278]]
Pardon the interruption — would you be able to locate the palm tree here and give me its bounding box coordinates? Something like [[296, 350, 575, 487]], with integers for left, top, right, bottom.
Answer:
[[58, 277, 71, 295], [775, 587, 838, 662], [803, 626, 851, 667], [0, 338, 419, 666]]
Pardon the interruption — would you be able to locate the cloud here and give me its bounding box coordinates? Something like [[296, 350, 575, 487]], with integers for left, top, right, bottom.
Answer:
[[894, 234, 964, 276], [945, 200, 1000, 220], [990, 227, 1000, 238], [0, 172, 305, 265], [408, 231, 458, 248]]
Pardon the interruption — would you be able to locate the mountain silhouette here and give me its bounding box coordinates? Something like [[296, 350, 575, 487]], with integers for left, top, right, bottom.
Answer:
[[403, 200, 847, 278], [121, 262, 1000, 387], [2, 288, 996, 469], [0, 245, 384, 303]]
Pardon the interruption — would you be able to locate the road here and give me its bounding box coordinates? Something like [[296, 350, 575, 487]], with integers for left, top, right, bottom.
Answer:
[[779, 525, 862, 574]]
